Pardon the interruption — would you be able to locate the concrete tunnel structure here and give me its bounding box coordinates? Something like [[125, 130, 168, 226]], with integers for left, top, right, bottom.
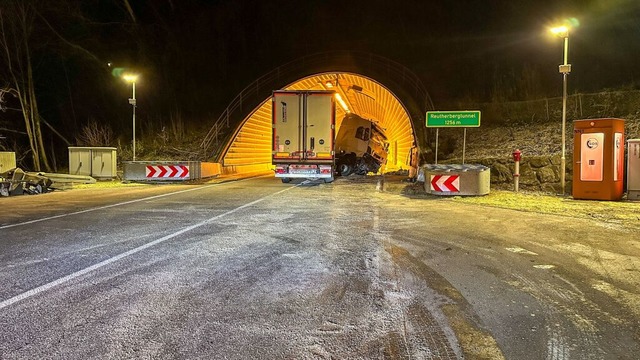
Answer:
[[202, 52, 434, 176]]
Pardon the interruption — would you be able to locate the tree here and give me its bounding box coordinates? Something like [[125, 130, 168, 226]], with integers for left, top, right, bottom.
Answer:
[[0, 0, 51, 171]]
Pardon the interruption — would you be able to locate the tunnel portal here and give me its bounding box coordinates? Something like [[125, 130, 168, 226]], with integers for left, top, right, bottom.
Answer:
[[203, 52, 433, 176]]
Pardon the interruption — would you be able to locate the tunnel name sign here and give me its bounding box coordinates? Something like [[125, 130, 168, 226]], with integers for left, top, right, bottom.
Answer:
[[426, 111, 481, 127]]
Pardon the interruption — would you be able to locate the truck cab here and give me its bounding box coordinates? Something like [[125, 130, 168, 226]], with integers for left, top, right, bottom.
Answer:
[[335, 114, 388, 176]]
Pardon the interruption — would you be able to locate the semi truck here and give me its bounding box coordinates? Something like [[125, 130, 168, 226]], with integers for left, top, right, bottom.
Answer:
[[272, 90, 336, 183], [335, 113, 388, 176]]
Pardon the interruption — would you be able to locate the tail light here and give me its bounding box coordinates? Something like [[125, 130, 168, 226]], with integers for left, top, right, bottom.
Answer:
[[319, 165, 332, 174]]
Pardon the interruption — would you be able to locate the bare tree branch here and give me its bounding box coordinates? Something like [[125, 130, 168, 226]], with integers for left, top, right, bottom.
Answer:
[[0, 127, 27, 135], [40, 116, 71, 146], [0, 1, 50, 171], [36, 10, 103, 66], [122, 0, 137, 23], [0, 87, 19, 112]]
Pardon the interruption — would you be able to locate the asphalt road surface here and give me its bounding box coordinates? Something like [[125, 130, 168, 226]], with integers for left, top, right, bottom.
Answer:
[[0, 176, 638, 359]]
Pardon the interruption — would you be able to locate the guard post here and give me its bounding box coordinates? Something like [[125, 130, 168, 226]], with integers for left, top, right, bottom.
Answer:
[[512, 149, 521, 192]]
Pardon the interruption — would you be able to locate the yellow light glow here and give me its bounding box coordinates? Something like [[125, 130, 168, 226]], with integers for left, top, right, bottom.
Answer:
[[335, 93, 350, 113], [325, 81, 334, 88], [550, 25, 569, 36], [122, 74, 139, 83]]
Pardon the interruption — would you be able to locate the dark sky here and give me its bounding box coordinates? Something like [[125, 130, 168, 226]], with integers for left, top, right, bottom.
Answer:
[[111, 0, 640, 105], [5, 0, 640, 148]]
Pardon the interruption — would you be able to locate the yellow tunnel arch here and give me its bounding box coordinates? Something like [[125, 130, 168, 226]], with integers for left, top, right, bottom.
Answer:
[[220, 72, 417, 175]]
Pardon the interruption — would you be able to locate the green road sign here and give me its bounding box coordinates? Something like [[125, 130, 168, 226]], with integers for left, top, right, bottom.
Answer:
[[426, 111, 481, 127]]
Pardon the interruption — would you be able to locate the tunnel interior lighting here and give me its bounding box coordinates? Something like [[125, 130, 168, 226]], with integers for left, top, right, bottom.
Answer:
[[220, 72, 416, 174], [335, 93, 350, 113]]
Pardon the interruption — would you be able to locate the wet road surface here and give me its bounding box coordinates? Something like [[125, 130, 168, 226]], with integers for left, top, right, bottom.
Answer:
[[0, 176, 638, 359]]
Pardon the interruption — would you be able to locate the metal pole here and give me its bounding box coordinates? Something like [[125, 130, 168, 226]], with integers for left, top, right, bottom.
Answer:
[[462, 128, 467, 165], [561, 73, 567, 195], [132, 82, 136, 162], [560, 35, 569, 195], [514, 160, 520, 192], [435, 128, 439, 164]]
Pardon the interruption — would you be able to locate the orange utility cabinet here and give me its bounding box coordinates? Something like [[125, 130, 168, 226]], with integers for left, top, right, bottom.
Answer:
[[573, 118, 625, 200]]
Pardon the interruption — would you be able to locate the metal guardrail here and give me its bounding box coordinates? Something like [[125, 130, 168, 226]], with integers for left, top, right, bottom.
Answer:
[[201, 51, 434, 161]]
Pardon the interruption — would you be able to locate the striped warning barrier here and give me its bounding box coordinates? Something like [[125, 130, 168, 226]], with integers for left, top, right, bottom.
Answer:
[[146, 165, 189, 178]]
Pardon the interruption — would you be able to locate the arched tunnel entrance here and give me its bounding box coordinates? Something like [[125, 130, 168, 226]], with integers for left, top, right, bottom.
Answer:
[[201, 52, 434, 175]]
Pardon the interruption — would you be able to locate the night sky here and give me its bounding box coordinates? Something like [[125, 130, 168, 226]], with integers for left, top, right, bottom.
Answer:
[[2, 0, 640, 156]]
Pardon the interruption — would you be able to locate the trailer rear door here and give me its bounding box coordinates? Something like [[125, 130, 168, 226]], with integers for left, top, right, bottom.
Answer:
[[305, 92, 335, 160], [273, 92, 302, 160]]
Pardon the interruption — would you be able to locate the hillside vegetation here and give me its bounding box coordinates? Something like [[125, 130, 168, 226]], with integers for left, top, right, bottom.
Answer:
[[435, 90, 640, 162]]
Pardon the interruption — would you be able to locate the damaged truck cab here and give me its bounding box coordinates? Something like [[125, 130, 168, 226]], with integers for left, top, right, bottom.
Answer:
[[334, 113, 388, 176]]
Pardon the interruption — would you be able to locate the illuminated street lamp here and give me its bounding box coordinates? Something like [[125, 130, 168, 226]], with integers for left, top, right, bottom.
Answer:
[[122, 74, 138, 161], [550, 25, 571, 195]]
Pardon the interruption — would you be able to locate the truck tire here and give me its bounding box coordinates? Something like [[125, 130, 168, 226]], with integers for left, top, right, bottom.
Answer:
[[324, 177, 334, 183], [338, 162, 354, 176], [355, 162, 368, 175], [281, 178, 291, 183]]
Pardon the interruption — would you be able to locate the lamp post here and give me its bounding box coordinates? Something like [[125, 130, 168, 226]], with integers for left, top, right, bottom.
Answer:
[[123, 74, 138, 161], [550, 25, 571, 195]]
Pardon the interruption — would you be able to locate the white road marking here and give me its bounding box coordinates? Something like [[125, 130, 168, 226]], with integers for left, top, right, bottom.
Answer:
[[533, 264, 556, 269], [0, 177, 257, 230], [0, 184, 297, 310], [505, 247, 538, 256]]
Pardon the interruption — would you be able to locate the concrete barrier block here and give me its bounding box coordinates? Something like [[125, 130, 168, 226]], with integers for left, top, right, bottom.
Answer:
[[200, 162, 221, 178], [423, 164, 491, 196], [123, 161, 200, 181]]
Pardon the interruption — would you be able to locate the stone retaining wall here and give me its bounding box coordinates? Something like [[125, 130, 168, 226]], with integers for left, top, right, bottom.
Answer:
[[444, 154, 571, 193]]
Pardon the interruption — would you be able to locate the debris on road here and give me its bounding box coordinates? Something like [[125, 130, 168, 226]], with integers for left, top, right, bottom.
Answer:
[[0, 168, 96, 197]]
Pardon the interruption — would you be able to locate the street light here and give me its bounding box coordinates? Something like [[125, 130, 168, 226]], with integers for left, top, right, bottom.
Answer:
[[550, 25, 571, 195], [123, 74, 138, 161]]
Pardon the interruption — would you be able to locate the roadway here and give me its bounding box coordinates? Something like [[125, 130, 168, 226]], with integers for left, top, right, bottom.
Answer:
[[0, 176, 638, 359]]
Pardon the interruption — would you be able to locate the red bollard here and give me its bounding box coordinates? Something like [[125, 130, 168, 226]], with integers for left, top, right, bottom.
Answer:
[[513, 149, 522, 192]]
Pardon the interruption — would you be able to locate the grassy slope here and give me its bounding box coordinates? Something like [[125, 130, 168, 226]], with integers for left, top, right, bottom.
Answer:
[[452, 190, 640, 229]]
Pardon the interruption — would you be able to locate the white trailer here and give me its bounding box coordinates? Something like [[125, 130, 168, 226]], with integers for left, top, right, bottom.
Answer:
[[272, 90, 336, 183]]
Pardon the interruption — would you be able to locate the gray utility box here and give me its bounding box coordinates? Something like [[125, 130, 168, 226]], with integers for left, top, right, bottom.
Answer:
[[0, 152, 16, 173], [68, 147, 117, 179], [628, 139, 640, 200], [423, 164, 491, 196]]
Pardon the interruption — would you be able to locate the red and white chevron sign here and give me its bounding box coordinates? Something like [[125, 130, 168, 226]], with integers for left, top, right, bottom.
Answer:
[[146, 165, 189, 178], [430, 174, 460, 192]]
